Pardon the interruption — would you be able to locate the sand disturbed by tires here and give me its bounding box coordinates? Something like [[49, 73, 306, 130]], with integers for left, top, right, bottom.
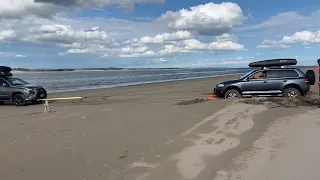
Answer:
[[240, 97, 320, 108]]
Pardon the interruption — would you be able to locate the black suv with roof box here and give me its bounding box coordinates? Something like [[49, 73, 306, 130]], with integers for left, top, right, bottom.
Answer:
[[0, 66, 47, 106], [214, 59, 316, 99]]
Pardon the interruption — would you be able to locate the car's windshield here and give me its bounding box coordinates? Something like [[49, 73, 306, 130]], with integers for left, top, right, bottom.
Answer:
[[239, 70, 255, 80], [6, 77, 29, 86]]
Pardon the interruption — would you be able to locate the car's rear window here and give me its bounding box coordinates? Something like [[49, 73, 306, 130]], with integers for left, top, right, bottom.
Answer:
[[268, 70, 299, 78]]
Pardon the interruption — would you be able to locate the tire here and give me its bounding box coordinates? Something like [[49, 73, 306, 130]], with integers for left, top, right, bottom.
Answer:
[[283, 88, 301, 98], [306, 70, 315, 85], [224, 89, 241, 99], [13, 94, 26, 106]]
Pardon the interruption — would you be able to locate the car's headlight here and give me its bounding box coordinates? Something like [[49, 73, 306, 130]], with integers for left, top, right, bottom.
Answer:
[[24, 88, 36, 94], [217, 83, 224, 88]]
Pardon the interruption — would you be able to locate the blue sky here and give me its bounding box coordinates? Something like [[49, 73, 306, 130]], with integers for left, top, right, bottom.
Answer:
[[0, 0, 320, 68]]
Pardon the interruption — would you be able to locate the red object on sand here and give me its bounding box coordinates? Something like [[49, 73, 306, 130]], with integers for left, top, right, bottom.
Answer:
[[208, 95, 216, 101]]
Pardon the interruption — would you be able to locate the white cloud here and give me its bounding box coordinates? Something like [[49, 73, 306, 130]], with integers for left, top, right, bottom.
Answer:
[[119, 50, 156, 58], [133, 17, 153, 21], [238, 10, 320, 41], [15, 54, 26, 58], [157, 45, 191, 55], [257, 30, 320, 49], [280, 30, 320, 44], [121, 46, 149, 54], [0, 29, 16, 41], [62, 36, 245, 57], [236, 56, 254, 60], [209, 41, 244, 51], [156, 58, 167, 62], [215, 33, 238, 42], [242, 11, 320, 32], [66, 48, 90, 54], [182, 39, 208, 50], [0, 0, 64, 19], [257, 40, 289, 49], [0, 0, 164, 19], [157, 2, 244, 36], [0, 51, 25, 58], [0, 52, 12, 56], [0, 12, 245, 60], [24, 24, 112, 44], [156, 39, 244, 55], [58, 42, 83, 48], [63, 43, 157, 58], [140, 31, 193, 44]]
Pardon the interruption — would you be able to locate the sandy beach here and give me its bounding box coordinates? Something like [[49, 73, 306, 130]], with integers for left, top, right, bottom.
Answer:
[[1, 68, 320, 180]]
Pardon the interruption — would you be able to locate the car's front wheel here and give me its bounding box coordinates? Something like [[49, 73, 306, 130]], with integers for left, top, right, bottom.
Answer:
[[13, 94, 27, 106], [283, 88, 301, 98], [224, 89, 241, 99]]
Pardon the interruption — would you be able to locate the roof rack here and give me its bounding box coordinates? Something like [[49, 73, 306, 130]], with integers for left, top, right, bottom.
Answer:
[[249, 59, 297, 69], [0, 66, 13, 77]]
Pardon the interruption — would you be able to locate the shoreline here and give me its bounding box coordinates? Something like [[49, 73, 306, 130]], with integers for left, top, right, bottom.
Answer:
[[47, 73, 245, 94]]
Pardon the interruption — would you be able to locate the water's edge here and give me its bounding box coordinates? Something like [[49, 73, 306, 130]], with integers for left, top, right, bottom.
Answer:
[[47, 73, 243, 94]]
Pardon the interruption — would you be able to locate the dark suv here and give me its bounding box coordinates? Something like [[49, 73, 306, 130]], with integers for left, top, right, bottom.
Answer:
[[0, 67, 47, 106], [214, 67, 315, 99]]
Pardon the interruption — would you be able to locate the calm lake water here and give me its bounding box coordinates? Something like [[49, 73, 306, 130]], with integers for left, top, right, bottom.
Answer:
[[14, 68, 251, 93]]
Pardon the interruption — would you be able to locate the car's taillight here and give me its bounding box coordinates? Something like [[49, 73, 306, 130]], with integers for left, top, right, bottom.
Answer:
[[304, 77, 309, 83]]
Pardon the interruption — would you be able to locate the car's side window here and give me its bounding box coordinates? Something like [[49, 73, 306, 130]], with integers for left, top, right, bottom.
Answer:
[[249, 70, 267, 80], [267, 70, 286, 78]]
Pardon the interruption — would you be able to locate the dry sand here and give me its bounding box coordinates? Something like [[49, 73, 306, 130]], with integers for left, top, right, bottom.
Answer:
[[0, 68, 320, 180]]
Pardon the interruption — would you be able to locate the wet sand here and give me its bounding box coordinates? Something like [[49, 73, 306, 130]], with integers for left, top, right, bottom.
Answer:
[[0, 68, 320, 180]]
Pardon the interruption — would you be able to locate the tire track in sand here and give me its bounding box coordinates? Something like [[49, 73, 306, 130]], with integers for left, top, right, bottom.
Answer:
[[130, 103, 268, 180]]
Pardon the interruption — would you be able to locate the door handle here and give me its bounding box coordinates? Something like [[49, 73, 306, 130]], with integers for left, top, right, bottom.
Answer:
[[283, 80, 287, 82], [263, 81, 267, 83]]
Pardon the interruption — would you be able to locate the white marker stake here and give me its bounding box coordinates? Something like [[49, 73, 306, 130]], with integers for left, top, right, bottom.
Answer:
[[40, 97, 83, 112]]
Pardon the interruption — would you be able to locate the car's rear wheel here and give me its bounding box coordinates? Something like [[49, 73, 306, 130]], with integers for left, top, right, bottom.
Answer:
[[283, 88, 301, 98], [224, 89, 241, 99], [13, 94, 26, 106]]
